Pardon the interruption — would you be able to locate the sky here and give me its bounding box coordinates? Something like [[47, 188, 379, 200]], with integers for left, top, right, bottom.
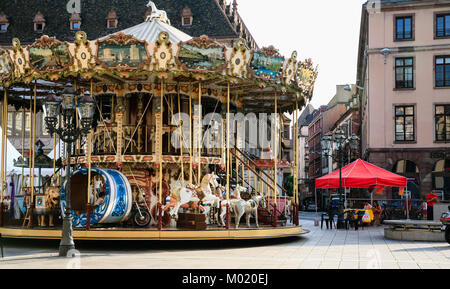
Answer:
[[235, 0, 367, 110]]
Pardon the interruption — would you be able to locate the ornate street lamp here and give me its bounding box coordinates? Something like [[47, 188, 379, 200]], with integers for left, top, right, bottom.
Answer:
[[321, 131, 360, 229], [43, 83, 96, 257]]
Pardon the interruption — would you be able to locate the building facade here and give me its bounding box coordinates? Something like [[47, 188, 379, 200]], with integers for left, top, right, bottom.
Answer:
[[296, 104, 315, 201], [357, 0, 450, 201]]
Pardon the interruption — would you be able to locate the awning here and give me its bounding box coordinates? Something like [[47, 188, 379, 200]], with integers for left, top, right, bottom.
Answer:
[[315, 159, 407, 189]]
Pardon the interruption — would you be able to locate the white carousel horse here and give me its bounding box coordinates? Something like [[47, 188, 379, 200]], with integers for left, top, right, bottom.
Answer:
[[199, 194, 221, 225], [215, 185, 248, 227], [146, 1, 171, 25], [165, 172, 219, 215], [199, 173, 220, 195], [231, 195, 266, 229], [166, 185, 218, 221]]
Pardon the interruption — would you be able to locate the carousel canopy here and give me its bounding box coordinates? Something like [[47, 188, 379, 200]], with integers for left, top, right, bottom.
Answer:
[[315, 159, 407, 189], [99, 17, 192, 44]]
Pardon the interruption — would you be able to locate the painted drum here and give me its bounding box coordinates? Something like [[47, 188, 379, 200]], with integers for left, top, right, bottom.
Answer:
[[60, 168, 133, 228]]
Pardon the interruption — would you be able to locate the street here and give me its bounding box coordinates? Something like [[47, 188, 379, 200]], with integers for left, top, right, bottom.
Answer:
[[0, 212, 449, 269]]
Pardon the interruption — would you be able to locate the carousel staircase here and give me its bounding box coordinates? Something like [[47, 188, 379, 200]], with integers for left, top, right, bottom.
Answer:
[[215, 146, 289, 224]]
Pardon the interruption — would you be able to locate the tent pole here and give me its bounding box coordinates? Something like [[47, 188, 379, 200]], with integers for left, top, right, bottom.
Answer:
[[314, 187, 319, 226]]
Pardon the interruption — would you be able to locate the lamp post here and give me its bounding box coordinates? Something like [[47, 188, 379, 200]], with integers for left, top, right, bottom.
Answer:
[[320, 131, 359, 229], [43, 83, 96, 257], [304, 143, 320, 226]]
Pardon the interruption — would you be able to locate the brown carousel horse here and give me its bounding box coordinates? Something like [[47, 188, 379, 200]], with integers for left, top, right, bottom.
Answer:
[[148, 169, 171, 227], [37, 177, 61, 227]]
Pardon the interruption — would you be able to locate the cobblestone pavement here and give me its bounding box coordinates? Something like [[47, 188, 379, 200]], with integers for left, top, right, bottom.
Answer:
[[0, 217, 449, 269]]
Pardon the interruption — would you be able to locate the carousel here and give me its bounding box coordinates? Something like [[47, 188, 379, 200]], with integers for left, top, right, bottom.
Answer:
[[0, 2, 317, 243]]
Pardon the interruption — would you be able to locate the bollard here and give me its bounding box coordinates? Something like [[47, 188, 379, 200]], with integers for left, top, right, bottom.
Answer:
[[0, 233, 3, 258]]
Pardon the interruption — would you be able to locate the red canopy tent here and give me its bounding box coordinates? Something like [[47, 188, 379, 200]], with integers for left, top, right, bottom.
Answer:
[[315, 159, 407, 190]]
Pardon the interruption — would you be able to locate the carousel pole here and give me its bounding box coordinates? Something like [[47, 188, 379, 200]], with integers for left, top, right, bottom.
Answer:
[[226, 82, 230, 230], [158, 78, 164, 230], [294, 98, 299, 226], [189, 87, 193, 184], [86, 129, 92, 230], [0, 89, 6, 226], [273, 89, 278, 227], [29, 82, 37, 228], [177, 85, 184, 188], [241, 155, 244, 187], [197, 82, 202, 186], [52, 131, 56, 175], [86, 80, 94, 231], [20, 107, 25, 200]]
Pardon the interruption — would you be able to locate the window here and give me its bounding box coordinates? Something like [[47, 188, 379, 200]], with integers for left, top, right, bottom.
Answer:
[[41, 113, 49, 136], [435, 56, 450, 87], [15, 112, 22, 137], [182, 17, 192, 26], [69, 13, 81, 31], [106, 10, 118, 29], [436, 13, 450, 38], [395, 57, 414, 89], [108, 20, 117, 29], [33, 12, 45, 32], [396, 16, 413, 40], [0, 12, 8, 32], [181, 6, 193, 27], [35, 23, 44, 32], [435, 104, 450, 141], [7, 112, 13, 136], [5, 111, 32, 137], [24, 112, 31, 136], [395, 105, 415, 141], [71, 21, 81, 30]]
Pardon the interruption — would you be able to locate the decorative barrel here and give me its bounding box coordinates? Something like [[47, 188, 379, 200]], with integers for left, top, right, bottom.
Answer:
[[60, 168, 133, 228]]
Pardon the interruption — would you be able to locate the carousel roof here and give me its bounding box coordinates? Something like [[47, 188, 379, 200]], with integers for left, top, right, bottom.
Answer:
[[98, 18, 192, 44]]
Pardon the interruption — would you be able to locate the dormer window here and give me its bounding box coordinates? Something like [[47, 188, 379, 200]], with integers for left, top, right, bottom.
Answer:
[[106, 10, 118, 29], [0, 13, 9, 32], [33, 12, 45, 32], [70, 13, 81, 31], [181, 6, 193, 27]]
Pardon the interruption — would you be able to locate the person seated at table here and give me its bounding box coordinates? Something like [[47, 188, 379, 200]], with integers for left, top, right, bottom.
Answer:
[[372, 200, 383, 226], [363, 201, 372, 210]]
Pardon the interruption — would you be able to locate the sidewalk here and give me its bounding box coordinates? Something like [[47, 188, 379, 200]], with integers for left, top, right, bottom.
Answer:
[[0, 219, 448, 269]]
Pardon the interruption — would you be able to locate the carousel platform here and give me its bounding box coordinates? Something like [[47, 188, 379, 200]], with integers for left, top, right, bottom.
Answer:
[[0, 225, 307, 241]]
